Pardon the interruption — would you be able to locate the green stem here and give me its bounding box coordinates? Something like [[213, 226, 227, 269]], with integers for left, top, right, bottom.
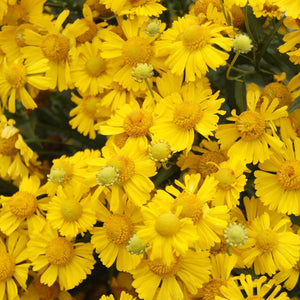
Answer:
[[244, 5, 255, 45], [226, 52, 243, 82], [145, 78, 154, 98], [219, 0, 230, 26]]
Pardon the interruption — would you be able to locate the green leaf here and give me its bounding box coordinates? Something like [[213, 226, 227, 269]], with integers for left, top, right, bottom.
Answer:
[[234, 81, 247, 113], [288, 96, 300, 114]]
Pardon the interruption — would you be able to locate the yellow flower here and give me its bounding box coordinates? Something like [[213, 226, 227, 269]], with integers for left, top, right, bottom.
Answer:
[[27, 223, 95, 290], [155, 15, 232, 81], [100, 291, 136, 300], [249, 0, 283, 19], [0, 232, 30, 300], [274, 260, 300, 291], [274, 0, 300, 18]]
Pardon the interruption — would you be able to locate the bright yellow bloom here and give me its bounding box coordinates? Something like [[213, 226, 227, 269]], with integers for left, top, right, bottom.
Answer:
[[27, 223, 95, 290], [274, 0, 300, 18], [99, 291, 136, 300], [249, 0, 282, 19]]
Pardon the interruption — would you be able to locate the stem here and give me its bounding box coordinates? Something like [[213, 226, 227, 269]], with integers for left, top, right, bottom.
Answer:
[[226, 52, 243, 82], [145, 78, 154, 98], [244, 5, 255, 44], [219, 0, 230, 26]]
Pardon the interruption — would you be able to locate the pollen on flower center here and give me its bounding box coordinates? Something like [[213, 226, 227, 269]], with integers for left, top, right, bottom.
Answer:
[[45, 237, 74, 265], [215, 167, 235, 190], [277, 160, 300, 190], [51, 160, 73, 183], [0, 252, 15, 281], [47, 168, 66, 184], [155, 212, 180, 236], [224, 222, 248, 247], [148, 140, 172, 162], [85, 57, 106, 77], [173, 102, 202, 130], [262, 82, 292, 108], [96, 165, 119, 186], [148, 257, 181, 278], [5, 63, 27, 88], [9, 191, 38, 218], [123, 109, 153, 137], [255, 229, 278, 252], [108, 155, 135, 184], [126, 233, 148, 255], [41, 33, 70, 62], [235, 111, 265, 141], [200, 279, 227, 300], [104, 214, 133, 245], [0, 134, 18, 156], [60, 200, 82, 222], [182, 25, 211, 51], [173, 192, 203, 223], [122, 37, 153, 66]]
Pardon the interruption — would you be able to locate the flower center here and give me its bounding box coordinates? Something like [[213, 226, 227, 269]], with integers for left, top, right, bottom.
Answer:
[[183, 25, 211, 51], [224, 223, 248, 247], [60, 200, 82, 222], [32, 275, 60, 300], [277, 160, 300, 190], [85, 56, 106, 77], [123, 109, 153, 137], [107, 155, 135, 184], [5, 62, 27, 88], [155, 213, 180, 237], [200, 279, 227, 300], [235, 111, 265, 141], [173, 192, 203, 223], [215, 167, 236, 190], [96, 165, 119, 187], [104, 214, 133, 245], [148, 140, 172, 162], [0, 252, 15, 281], [0, 134, 18, 156], [173, 102, 202, 130], [194, 0, 221, 15], [122, 37, 153, 66], [45, 237, 74, 265], [41, 33, 70, 62], [47, 168, 66, 184], [81, 95, 99, 118], [9, 191, 38, 218], [255, 229, 278, 252], [76, 19, 97, 43], [15, 23, 38, 47], [129, 0, 148, 6], [262, 82, 293, 108], [126, 234, 147, 255], [197, 152, 227, 178], [51, 160, 73, 183], [148, 257, 181, 278]]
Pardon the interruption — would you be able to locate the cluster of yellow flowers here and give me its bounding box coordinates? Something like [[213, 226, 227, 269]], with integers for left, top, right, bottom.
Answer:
[[0, 0, 300, 299]]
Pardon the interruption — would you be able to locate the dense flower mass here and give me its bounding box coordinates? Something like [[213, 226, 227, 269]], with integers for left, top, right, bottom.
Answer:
[[0, 0, 300, 299]]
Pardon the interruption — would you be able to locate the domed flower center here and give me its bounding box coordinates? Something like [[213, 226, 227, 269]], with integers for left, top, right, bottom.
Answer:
[[262, 82, 292, 108], [45, 237, 74, 265], [215, 167, 235, 190], [235, 111, 265, 141], [277, 160, 300, 190], [32, 276, 60, 299], [15, 23, 38, 47], [104, 214, 133, 245], [107, 155, 135, 184], [173, 102, 202, 130], [197, 152, 227, 178], [47, 168, 66, 184], [0, 252, 15, 281], [255, 229, 278, 252], [183, 25, 211, 50], [224, 222, 248, 247], [51, 160, 73, 183], [148, 140, 172, 162], [41, 33, 70, 62], [76, 19, 97, 43], [194, 0, 221, 15], [122, 37, 153, 66], [60, 200, 82, 222], [148, 257, 181, 278], [9, 191, 38, 218], [5, 62, 27, 88], [200, 279, 227, 300], [126, 234, 147, 255], [0, 134, 18, 156], [146, 21, 160, 36], [85, 56, 106, 77], [173, 192, 203, 223], [96, 165, 119, 186], [123, 109, 153, 137], [82, 96, 99, 118], [155, 212, 180, 237]]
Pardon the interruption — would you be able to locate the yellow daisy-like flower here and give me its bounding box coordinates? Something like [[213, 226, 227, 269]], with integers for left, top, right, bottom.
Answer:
[[0, 57, 49, 112], [137, 187, 198, 265], [155, 15, 232, 82], [216, 274, 289, 300], [27, 223, 95, 290], [255, 137, 300, 215], [150, 87, 225, 152], [130, 250, 211, 300], [274, 0, 300, 18], [70, 40, 118, 95], [91, 198, 142, 271], [100, 291, 136, 300], [240, 212, 300, 276], [215, 95, 288, 164], [46, 185, 97, 238], [249, 0, 282, 19], [0, 232, 30, 300], [0, 175, 46, 235], [166, 173, 229, 250], [274, 260, 300, 291]]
